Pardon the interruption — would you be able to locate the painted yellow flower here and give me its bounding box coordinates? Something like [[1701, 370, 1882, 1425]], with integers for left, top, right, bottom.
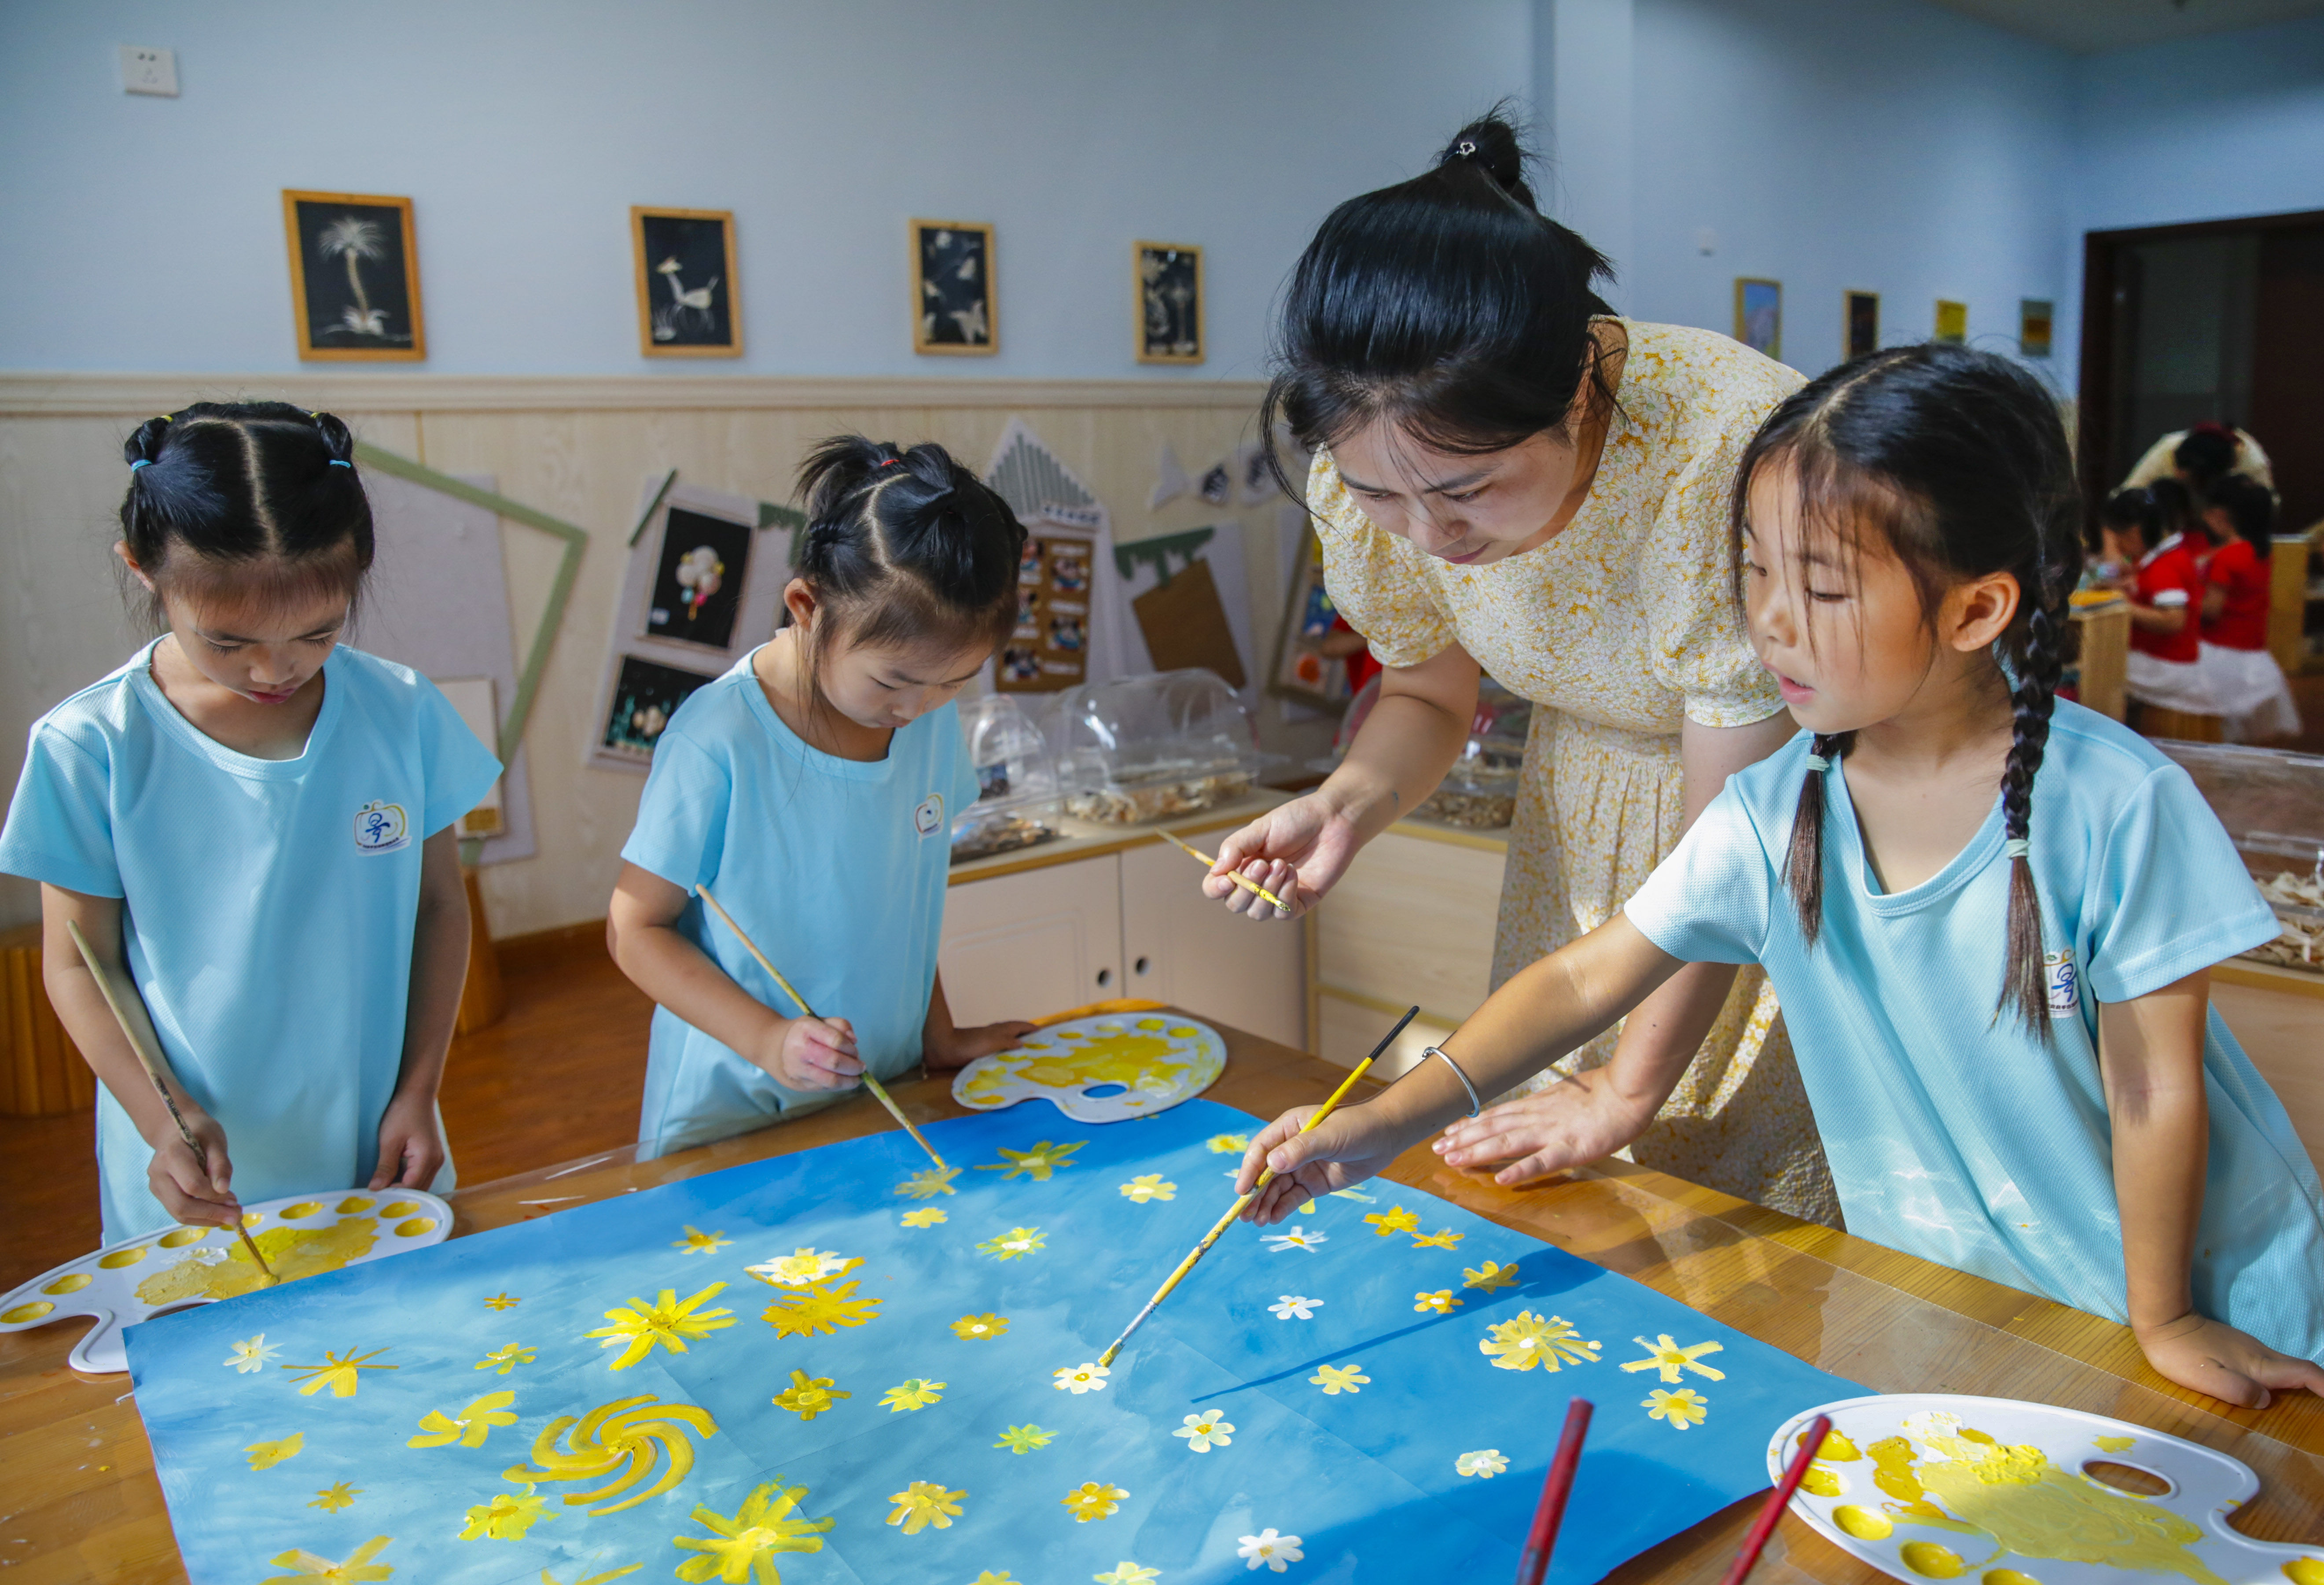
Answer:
[[283, 1347, 397, 1398], [505, 1393, 717, 1516], [900, 1207, 948, 1228], [977, 1226, 1046, 1261], [544, 1568, 644, 1585], [977, 1139, 1085, 1181], [586, 1283, 735, 1369], [994, 1423, 1054, 1453], [1480, 1312, 1601, 1373], [245, 1432, 304, 1470], [1060, 1480, 1128, 1522], [673, 1226, 732, 1255], [1364, 1206, 1420, 1237], [971, 1574, 1019, 1585], [886, 1479, 966, 1534], [408, 1390, 520, 1449], [1095, 1566, 1160, 1585], [895, 1165, 963, 1199], [1644, 1387, 1711, 1429], [1621, 1334, 1727, 1384], [745, 1247, 857, 1287], [771, 1370, 850, 1422], [259, 1535, 394, 1584], [1456, 1449, 1509, 1478], [1462, 1261, 1521, 1292], [1412, 1228, 1464, 1249], [760, 1280, 881, 1338], [673, 1478, 832, 1582], [1118, 1174, 1177, 1204], [951, 1312, 1008, 1340], [1309, 1363, 1370, 1395], [484, 1292, 521, 1310], [1205, 1133, 1249, 1154], [307, 1482, 361, 1511], [460, 1489, 554, 1540], [473, 1342, 536, 1375], [1053, 1361, 1111, 1394], [1413, 1289, 1464, 1314], [880, 1378, 945, 1412]]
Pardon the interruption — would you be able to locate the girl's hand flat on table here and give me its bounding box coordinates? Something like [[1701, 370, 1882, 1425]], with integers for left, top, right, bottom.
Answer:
[[1205, 795, 1362, 922], [1233, 1103, 1416, 1225], [369, 1089, 448, 1191], [926, 1018, 1037, 1073], [2134, 1312, 2324, 1409], [147, 1106, 240, 1227], [1432, 1065, 1661, 1187], [759, 1014, 861, 1091]]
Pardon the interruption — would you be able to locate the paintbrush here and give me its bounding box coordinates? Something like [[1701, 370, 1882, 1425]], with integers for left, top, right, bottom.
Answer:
[[63, 920, 279, 1284], [1719, 1413, 1832, 1585], [1517, 1398, 1593, 1585], [1094, 1004, 1417, 1368], [695, 883, 949, 1172], [1155, 826, 1293, 913]]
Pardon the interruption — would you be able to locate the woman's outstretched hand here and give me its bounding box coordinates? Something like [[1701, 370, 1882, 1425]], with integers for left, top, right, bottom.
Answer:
[[1205, 793, 1364, 921], [1233, 1102, 1418, 1224], [1432, 1063, 1661, 1187]]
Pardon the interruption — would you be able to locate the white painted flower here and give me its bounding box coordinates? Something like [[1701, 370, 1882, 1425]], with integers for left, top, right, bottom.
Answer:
[[1261, 1226, 1326, 1254], [1172, 1411, 1234, 1452], [1053, 1361, 1111, 1394], [1237, 1529, 1304, 1572], [1268, 1295, 1322, 1320], [747, 1246, 850, 1286], [224, 1334, 279, 1374], [1456, 1449, 1509, 1478]]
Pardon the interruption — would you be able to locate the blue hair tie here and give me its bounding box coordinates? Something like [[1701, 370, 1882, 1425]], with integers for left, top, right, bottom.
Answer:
[[328, 459, 353, 469], [128, 458, 152, 471]]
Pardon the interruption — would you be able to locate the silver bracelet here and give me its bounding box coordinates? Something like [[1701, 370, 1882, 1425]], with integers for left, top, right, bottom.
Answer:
[[1419, 1045, 1482, 1117]]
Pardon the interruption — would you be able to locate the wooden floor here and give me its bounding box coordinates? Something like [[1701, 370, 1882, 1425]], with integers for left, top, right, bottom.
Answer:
[[0, 927, 651, 1293]]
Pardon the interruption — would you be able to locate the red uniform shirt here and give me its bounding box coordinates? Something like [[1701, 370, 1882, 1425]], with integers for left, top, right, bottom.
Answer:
[[2202, 537, 2271, 652], [2129, 534, 2203, 663]]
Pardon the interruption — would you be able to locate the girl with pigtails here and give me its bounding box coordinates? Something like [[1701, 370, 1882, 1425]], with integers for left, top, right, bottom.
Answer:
[[1232, 346, 2324, 1408]]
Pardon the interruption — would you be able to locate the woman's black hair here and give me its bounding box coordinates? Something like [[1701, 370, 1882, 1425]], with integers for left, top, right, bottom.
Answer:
[[2205, 473, 2276, 553], [1260, 105, 1618, 494], [2173, 422, 2241, 492], [118, 400, 373, 628], [1731, 343, 2083, 1036]]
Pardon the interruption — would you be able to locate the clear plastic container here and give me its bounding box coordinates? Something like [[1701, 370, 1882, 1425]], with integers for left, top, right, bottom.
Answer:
[[1316, 677, 1531, 830], [950, 694, 1062, 863], [1050, 668, 1263, 825], [2151, 740, 2324, 972]]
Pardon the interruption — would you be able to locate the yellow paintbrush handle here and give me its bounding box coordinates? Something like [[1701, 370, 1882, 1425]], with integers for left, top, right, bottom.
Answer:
[[1158, 829, 1291, 912]]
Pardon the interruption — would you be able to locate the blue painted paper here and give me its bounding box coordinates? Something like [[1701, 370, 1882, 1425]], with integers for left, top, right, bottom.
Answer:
[[126, 1099, 1860, 1584]]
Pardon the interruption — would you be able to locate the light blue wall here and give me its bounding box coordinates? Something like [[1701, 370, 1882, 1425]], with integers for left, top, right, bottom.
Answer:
[[0, 0, 1531, 378]]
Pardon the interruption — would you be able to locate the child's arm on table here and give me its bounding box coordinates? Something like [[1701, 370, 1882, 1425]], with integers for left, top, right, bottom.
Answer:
[[1235, 913, 1689, 1223], [608, 861, 861, 1091], [40, 884, 241, 1227], [2102, 968, 2324, 1406], [921, 972, 1033, 1073], [371, 828, 465, 1190]]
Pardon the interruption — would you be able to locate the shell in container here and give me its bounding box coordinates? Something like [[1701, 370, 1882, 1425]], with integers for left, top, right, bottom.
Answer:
[[951, 694, 1061, 862], [1049, 668, 1264, 825], [2151, 740, 2324, 972]]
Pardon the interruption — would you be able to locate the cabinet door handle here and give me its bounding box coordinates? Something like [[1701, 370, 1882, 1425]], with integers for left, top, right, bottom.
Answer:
[[1096, 967, 1113, 988], [1133, 956, 1151, 976]]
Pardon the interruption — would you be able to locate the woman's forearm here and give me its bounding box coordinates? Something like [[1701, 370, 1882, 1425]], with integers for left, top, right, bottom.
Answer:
[[2100, 976, 2211, 1331], [1319, 644, 1481, 840]]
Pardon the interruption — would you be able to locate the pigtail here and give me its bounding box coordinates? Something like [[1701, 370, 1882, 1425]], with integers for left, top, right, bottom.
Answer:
[[1784, 731, 1853, 947], [1995, 593, 2065, 1034]]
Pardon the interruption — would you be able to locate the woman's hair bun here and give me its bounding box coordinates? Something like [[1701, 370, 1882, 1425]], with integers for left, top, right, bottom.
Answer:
[[1437, 108, 1534, 210]]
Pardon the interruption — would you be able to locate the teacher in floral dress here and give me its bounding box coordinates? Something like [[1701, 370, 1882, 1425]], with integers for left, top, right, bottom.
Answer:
[[1209, 113, 1835, 1224]]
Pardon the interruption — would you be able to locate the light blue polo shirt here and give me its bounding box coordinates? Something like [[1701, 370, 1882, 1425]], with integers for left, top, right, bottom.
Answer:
[[619, 649, 977, 1158], [1624, 701, 2324, 1359], [0, 641, 500, 1243]]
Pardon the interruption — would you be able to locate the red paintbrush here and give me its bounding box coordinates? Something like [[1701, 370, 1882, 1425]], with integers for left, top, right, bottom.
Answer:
[[1720, 1413, 1834, 1585], [1515, 1397, 1593, 1585]]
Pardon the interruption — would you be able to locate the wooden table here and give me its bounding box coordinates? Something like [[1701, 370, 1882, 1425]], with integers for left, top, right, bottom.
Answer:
[[7, 1020, 2323, 1583]]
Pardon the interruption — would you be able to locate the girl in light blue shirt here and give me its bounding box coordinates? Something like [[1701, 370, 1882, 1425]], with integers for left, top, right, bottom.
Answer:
[[1235, 346, 2324, 1410], [608, 437, 1037, 1157], [0, 403, 499, 1242]]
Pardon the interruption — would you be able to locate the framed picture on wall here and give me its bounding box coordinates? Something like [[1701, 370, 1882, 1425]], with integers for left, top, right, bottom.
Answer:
[[1267, 524, 1353, 710], [641, 504, 754, 652], [1734, 277, 1781, 359], [2019, 298, 2054, 358], [281, 190, 425, 361], [1135, 241, 1203, 364], [596, 655, 717, 767], [912, 219, 997, 355], [632, 206, 741, 357], [1934, 299, 1969, 344], [1844, 290, 1880, 359]]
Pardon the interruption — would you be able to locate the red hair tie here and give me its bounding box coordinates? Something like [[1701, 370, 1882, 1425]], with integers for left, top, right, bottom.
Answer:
[[879, 458, 902, 468]]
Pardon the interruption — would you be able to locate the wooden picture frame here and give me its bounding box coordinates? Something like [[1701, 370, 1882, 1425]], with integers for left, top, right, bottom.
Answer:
[[1934, 299, 1969, 344], [631, 206, 742, 358], [911, 219, 997, 356], [1844, 291, 1880, 359], [281, 189, 425, 361], [1734, 277, 1782, 360], [1267, 522, 1353, 709], [2019, 297, 2054, 358], [1134, 240, 1203, 365]]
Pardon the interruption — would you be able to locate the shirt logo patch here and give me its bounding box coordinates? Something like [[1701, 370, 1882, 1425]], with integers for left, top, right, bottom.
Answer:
[[2044, 949, 2079, 1018], [912, 793, 945, 837], [353, 800, 410, 855]]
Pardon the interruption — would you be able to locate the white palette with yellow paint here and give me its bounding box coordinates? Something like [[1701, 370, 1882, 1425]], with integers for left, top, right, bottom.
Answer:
[[1769, 1393, 2320, 1585], [0, 1189, 451, 1375], [952, 1012, 1226, 1123]]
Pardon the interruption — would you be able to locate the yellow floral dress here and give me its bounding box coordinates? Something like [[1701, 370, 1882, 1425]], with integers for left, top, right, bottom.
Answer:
[[1310, 319, 1838, 1225]]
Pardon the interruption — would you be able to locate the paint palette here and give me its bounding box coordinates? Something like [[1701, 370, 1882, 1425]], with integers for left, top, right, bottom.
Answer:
[[0, 1189, 451, 1374], [1769, 1393, 2324, 1584], [952, 1012, 1225, 1122]]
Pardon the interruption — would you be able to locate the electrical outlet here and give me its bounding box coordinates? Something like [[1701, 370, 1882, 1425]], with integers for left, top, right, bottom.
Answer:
[[118, 45, 178, 97]]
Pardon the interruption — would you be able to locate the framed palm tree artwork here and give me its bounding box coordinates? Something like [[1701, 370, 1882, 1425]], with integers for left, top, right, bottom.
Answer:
[[632, 206, 742, 358], [281, 190, 425, 361]]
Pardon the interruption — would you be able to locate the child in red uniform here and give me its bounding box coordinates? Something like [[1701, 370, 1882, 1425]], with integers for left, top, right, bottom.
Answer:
[[2102, 485, 2210, 719], [2196, 476, 2299, 740]]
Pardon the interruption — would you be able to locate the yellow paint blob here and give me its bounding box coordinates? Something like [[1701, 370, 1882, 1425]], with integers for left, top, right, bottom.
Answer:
[[2092, 1436, 2136, 1453], [1834, 1506, 1894, 1540], [133, 1217, 379, 1305], [44, 1272, 92, 1295], [158, 1227, 206, 1248], [395, 1216, 437, 1237], [97, 1246, 147, 1269], [2, 1301, 55, 1323], [281, 1201, 323, 1219], [381, 1199, 421, 1217], [241, 1210, 264, 1227], [1169, 1025, 1198, 1037], [1870, 1436, 1980, 1531], [1984, 1571, 2044, 1585], [336, 1196, 375, 1214], [1814, 1428, 1862, 1462], [1136, 1018, 1166, 1030], [2282, 1560, 2324, 1585], [1901, 1542, 1971, 1578], [1802, 1465, 1846, 1497]]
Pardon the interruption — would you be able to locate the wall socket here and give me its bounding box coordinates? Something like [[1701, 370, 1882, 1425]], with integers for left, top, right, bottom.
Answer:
[[118, 45, 178, 97]]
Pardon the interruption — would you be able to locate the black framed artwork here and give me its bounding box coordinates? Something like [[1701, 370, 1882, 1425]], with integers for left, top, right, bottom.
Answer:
[[643, 505, 753, 652], [282, 190, 425, 361], [598, 656, 717, 765], [912, 219, 996, 355], [632, 206, 740, 357], [1136, 241, 1203, 364]]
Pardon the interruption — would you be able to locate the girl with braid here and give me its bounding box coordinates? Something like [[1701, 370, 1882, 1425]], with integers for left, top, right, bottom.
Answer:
[[1232, 346, 2324, 1407]]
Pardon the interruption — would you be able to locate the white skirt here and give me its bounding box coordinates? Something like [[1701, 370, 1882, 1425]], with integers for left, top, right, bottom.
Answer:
[[2197, 641, 2302, 741], [2125, 650, 2216, 716]]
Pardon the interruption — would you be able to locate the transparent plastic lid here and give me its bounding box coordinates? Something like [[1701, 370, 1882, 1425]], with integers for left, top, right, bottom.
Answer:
[[1045, 669, 1265, 823], [953, 693, 1060, 830], [2149, 741, 2324, 865]]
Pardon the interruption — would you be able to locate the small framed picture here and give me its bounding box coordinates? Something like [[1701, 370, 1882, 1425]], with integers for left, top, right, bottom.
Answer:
[[597, 656, 717, 767], [632, 206, 741, 357], [912, 219, 997, 355], [281, 190, 425, 361], [1734, 278, 1782, 359], [1934, 299, 1969, 344], [1844, 291, 1880, 359], [2019, 298, 2054, 358], [1267, 525, 1353, 709], [643, 505, 753, 652], [1135, 241, 1203, 365]]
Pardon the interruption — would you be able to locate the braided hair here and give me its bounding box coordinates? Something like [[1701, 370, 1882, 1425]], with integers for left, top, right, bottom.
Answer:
[[1732, 344, 2083, 1034]]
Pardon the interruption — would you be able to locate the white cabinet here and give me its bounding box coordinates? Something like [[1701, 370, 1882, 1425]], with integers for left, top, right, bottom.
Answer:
[[1119, 841, 1304, 1048]]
